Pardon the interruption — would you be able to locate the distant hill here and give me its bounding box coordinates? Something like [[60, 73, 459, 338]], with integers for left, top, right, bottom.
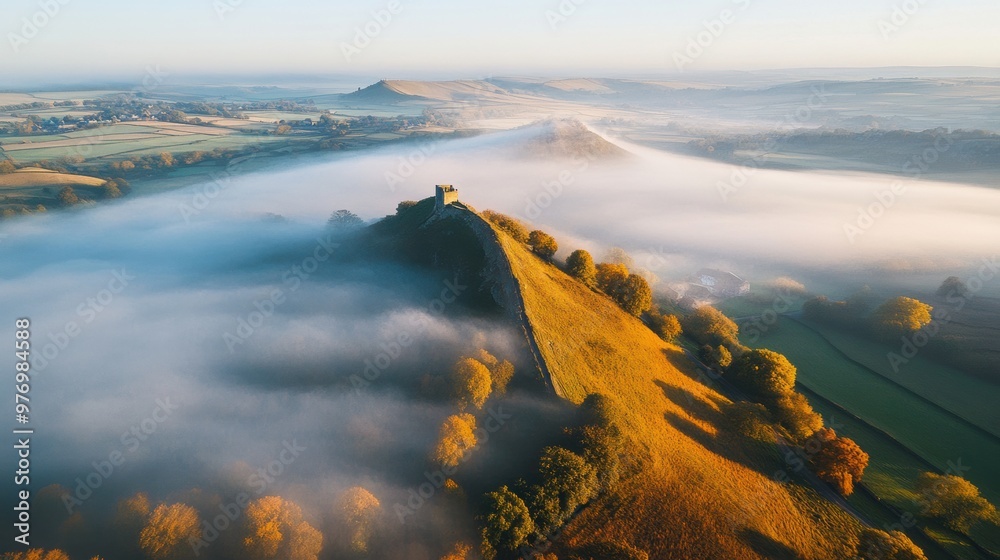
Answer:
[[514, 118, 630, 160], [373, 196, 865, 559]]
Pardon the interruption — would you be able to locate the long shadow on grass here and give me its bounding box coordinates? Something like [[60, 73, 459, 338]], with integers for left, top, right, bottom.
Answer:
[[657, 379, 782, 479], [736, 528, 803, 560]]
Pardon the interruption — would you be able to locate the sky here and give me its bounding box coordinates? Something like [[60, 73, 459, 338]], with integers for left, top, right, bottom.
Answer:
[[3, 0, 999, 83]]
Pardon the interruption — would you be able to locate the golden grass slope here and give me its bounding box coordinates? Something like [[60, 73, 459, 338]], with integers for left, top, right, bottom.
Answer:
[[487, 221, 863, 559], [0, 168, 106, 189]]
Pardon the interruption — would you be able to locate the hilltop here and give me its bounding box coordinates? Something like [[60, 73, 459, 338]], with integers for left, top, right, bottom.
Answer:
[[372, 195, 864, 559]]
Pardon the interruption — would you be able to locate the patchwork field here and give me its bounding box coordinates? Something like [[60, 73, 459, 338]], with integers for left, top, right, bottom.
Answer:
[[744, 315, 1000, 556]]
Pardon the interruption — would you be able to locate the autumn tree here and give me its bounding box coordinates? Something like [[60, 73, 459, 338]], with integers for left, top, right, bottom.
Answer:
[[612, 274, 653, 316], [603, 247, 634, 269], [772, 392, 823, 440], [480, 486, 534, 560], [396, 200, 418, 213], [528, 447, 599, 536], [872, 297, 933, 337], [440, 542, 473, 560], [810, 435, 869, 496], [138, 503, 201, 560], [855, 528, 928, 560], [159, 152, 175, 168], [572, 541, 650, 560], [699, 344, 732, 370], [0, 160, 15, 174], [566, 249, 597, 288], [482, 210, 529, 243], [728, 349, 797, 401], [595, 262, 629, 294], [916, 472, 997, 534], [646, 308, 682, 341], [115, 492, 152, 553], [0, 550, 70, 560], [529, 230, 558, 260], [682, 306, 740, 348], [103, 180, 123, 199], [57, 186, 80, 207], [337, 486, 381, 553], [491, 360, 515, 397], [725, 401, 774, 442], [432, 413, 478, 468], [242, 496, 323, 560], [452, 357, 492, 410]]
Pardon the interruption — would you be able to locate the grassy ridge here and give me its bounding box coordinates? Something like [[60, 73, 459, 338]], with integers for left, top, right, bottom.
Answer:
[[488, 222, 862, 559]]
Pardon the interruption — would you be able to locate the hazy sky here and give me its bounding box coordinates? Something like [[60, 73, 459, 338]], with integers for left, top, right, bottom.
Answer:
[[3, 0, 998, 82]]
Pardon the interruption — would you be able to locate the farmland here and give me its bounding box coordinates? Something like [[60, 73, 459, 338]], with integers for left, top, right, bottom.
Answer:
[[742, 314, 1000, 556]]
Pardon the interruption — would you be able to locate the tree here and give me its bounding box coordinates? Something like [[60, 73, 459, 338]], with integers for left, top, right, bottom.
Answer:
[[57, 186, 80, 207], [528, 230, 558, 260], [728, 349, 797, 400], [528, 447, 599, 536], [0, 160, 15, 174], [440, 542, 473, 560], [115, 492, 152, 543], [453, 357, 492, 410], [338, 486, 381, 553], [725, 401, 774, 442], [491, 360, 515, 397], [595, 263, 629, 294], [699, 344, 732, 370], [242, 496, 323, 560], [772, 392, 823, 440], [916, 472, 997, 534], [103, 180, 123, 199], [810, 435, 869, 496], [579, 393, 623, 431], [567, 249, 597, 288], [432, 413, 478, 468], [159, 152, 175, 168], [327, 209, 364, 231], [138, 503, 201, 560], [578, 423, 624, 490], [612, 274, 653, 316], [936, 276, 968, 298], [855, 528, 928, 560], [872, 297, 933, 337], [482, 210, 529, 243], [396, 200, 418, 213], [0, 550, 70, 560], [603, 247, 634, 269], [682, 306, 739, 348], [647, 308, 682, 341], [480, 486, 534, 560]]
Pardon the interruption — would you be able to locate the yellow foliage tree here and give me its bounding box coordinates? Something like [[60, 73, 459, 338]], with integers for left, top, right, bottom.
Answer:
[[872, 296, 933, 336], [138, 503, 200, 560], [338, 486, 381, 553], [0, 550, 70, 560], [243, 496, 323, 560], [432, 413, 478, 468], [440, 542, 473, 560], [453, 357, 492, 410]]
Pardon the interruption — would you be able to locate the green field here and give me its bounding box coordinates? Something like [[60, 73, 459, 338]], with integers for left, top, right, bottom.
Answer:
[[743, 316, 1000, 554]]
